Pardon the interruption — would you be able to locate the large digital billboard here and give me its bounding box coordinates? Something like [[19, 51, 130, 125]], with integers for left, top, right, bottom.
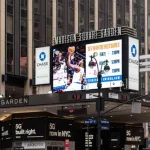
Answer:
[[86, 40, 122, 89], [53, 40, 122, 92]]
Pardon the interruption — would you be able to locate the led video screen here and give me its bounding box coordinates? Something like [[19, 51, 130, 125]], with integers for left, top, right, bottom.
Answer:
[[53, 40, 122, 92]]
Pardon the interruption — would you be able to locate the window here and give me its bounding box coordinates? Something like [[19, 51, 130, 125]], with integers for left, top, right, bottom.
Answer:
[[125, 0, 129, 26], [21, 46, 27, 57], [98, 0, 104, 29], [56, 0, 64, 36], [21, 37, 27, 46], [7, 15, 13, 34], [89, 0, 95, 31], [79, 0, 85, 32], [21, 0, 27, 9], [33, 0, 40, 13], [46, 25, 52, 44], [7, 0, 13, 5], [21, 9, 27, 18], [7, 42, 13, 73], [7, 33, 13, 43], [46, 0, 52, 17], [7, 5, 13, 14], [34, 22, 40, 40], [116, 1, 121, 26], [21, 19, 27, 37], [108, 0, 113, 27]]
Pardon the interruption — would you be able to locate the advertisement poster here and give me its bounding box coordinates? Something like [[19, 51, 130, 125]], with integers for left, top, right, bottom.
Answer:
[[35, 46, 50, 85], [128, 37, 139, 91], [12, 118, 46, 140], [47, 118, 74, 140], [86, 40, 122, 89], [52, 40, 122, 92]]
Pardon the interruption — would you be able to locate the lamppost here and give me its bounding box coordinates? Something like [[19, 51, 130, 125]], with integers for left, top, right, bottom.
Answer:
[[88, 53, 110, 150]]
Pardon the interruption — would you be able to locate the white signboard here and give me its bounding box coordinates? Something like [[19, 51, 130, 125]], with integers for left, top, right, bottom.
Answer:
[[22, 141, 45, 149], [86, 40, 122, 89], [86, 93, 98, 99], [35, 46, 50, 85], [108, 92, 119, 99], [128, 37, 139, 91]]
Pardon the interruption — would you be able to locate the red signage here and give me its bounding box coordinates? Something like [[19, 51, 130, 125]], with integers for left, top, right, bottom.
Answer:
[[65, 139, 69, 150]]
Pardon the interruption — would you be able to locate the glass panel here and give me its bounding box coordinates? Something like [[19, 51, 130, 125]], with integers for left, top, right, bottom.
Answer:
[[99, 11, 104, 29], [7, 42, 13, 65], [69, 0, 74, 8], [57, 5, 64, 20], [46, 0, 52, 17], [7, 5, 13, 14], [21, 37, 27, 46], [7, 15, 13, 34], [34, 40, 41, 49], [47, 17, 52, 26], [46, 25, 52, 44], [33, 0, 40, 13], [34, 22, 40, 40], [68, 8, 74, 25], [21, 46, 27, 57], [21, 9, 27, 18], [7, 0, 13, 5], [21, 0, 27, 9], [34, 14, 40, 22], [21, 19, 27, 37], [116, 2, 121, 25], [7, 33, 13, 43], [108, 0, 113, 27]]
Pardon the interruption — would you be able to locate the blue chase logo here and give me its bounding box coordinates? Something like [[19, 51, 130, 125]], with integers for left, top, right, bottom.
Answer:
[[39, 52, 46, 61], [131, 45, 137, 57]]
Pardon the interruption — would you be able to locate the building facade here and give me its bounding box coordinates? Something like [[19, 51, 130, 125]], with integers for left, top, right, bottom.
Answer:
[[0, 0, 148, 97]]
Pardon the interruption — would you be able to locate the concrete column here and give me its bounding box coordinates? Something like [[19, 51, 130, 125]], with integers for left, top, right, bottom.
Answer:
[[144, 0, 148, 95], [74, 0, 78, 33], [24, 0, 33, 95], [52, 0, 57, 37], [112, 0, 116, 27], [129, 0, 133, 28], [0, 0, 5, 96], [94, 0, 98, 30]]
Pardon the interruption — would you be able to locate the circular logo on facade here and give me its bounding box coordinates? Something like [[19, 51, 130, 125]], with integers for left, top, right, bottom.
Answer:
[[131, 45, 137, 57], [39, 52, 46, 61]]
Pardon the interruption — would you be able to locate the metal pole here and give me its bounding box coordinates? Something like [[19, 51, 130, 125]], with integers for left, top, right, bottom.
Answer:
[[97, 99, 101, 150], [87, 124, 89, 150], [97, 72, 102, 150]]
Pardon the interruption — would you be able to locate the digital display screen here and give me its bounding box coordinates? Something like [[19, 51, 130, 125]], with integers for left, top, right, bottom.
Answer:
[[52, 40, 122, 92]]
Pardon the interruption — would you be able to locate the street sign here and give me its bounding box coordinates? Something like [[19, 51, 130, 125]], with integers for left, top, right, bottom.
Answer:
[[84, 119, 97, 125], [101, 126, 110, 130], [84, 119, 109, 125]]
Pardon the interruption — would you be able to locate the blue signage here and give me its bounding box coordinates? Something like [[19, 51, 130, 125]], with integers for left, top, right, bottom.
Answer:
[[101, 126, 110, 130], [39, 52, 46, 61], [84, 119, 97, 125], [84, 119, 109, 125]]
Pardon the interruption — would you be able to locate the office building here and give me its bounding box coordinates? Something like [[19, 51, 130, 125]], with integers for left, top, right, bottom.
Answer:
[[0, 0, 147, 97]]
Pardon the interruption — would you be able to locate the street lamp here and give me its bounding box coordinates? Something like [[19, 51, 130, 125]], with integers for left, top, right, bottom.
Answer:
[[88, 53, 110, 150]]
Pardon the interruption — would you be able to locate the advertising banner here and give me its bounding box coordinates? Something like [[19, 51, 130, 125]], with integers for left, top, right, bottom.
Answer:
[[35, 46, 50, 85], [125, 127, 144, 145], [22, 141, 45, 149], [12, 118, 46, 140], [1, 121, 12, 140], [53, 39, 122, 92], [47, 118, 74, 140], [128, 37, 139, 91]]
